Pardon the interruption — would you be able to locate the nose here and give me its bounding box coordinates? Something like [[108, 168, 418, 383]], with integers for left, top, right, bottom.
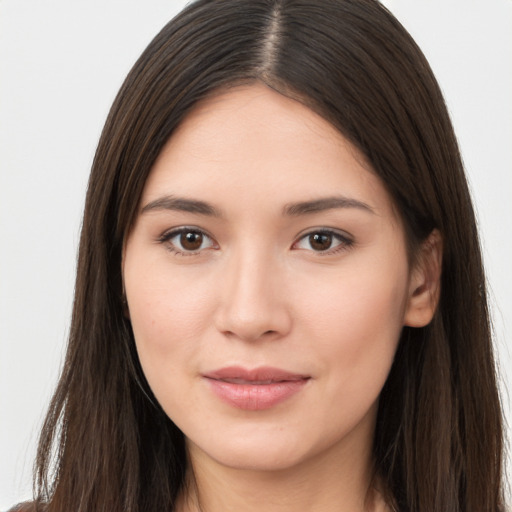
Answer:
[[214, 248, 292, 342]]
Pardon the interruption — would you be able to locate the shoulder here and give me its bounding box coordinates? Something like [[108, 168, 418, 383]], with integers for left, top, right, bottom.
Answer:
[[7, 503, 39, 512]]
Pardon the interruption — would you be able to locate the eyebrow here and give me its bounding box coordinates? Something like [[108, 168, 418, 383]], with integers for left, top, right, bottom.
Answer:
[[283, 196, 375, 216], [141, 196, 222, 217], [140, 194, 375, 217]]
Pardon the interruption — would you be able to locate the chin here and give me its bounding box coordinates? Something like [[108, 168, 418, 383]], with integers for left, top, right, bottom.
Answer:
[[187, 429, 314, 472]]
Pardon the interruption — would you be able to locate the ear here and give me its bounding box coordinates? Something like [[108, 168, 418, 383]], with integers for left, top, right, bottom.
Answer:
[[404, 229, 443, 328]]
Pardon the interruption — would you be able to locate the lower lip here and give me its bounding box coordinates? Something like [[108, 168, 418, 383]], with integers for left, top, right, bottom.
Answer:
[[205, 378, 309, 411]]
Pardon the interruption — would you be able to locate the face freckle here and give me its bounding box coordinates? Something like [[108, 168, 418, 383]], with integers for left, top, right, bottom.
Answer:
[[123, 83, 415, 476]]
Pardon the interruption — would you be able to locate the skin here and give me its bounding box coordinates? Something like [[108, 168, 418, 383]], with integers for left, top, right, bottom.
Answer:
[[123, 83, 440, 512]]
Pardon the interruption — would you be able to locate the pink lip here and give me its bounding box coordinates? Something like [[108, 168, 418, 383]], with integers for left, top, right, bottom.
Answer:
[[202, 366, 310, 411]]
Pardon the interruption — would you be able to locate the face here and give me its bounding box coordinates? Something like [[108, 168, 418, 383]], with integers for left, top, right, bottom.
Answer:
[[123, 84, 419, 474]]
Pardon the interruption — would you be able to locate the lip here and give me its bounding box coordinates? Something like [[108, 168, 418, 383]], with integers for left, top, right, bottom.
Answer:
[[202, 366, 310, 411]]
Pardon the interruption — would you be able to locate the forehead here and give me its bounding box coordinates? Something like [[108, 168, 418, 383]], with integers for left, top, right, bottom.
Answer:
[[157, 84, 365, 169], [142, 83, 397, 221]]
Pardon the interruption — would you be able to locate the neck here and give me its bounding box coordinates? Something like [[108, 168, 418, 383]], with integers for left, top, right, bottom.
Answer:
[[176, 421, 388, 512]]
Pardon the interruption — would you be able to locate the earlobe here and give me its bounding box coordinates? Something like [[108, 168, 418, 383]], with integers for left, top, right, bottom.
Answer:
[[404, 229, 443, 328]]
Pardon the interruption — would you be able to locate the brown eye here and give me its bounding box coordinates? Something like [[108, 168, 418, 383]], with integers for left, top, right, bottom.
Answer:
[[161, 228, 215, 255], [293, 229, 353, 254], [309, 233, 333, 251], [180, 231, 203, 251]]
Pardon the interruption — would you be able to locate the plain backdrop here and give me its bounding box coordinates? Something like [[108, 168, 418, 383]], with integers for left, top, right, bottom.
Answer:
[[1, 0, 511, 508]]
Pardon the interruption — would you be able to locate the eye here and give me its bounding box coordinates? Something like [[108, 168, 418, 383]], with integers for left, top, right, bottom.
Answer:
[[159, 227, 216, 255], [293, 229, 353, 254]]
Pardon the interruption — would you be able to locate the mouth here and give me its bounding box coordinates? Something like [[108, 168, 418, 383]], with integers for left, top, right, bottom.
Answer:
[[202, 366, 310, 410]]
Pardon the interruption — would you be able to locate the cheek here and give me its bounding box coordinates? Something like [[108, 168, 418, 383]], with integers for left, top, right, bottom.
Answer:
[[297, 256, 409, 395], [300, 256, 408, 334], [124, 255, 215, 374], [125, 273, 216, 417]]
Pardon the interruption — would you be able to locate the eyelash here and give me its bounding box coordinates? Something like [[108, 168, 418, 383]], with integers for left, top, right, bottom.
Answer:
[[292, 229, 354, 255], [157, 227, 354, 256], [158, 227, 217, 256]]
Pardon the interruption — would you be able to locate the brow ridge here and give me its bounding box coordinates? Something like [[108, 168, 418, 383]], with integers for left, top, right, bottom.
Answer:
[[283, 196, 375, 216], [141, 195, 221, 217], [141, 194, 374, 218]]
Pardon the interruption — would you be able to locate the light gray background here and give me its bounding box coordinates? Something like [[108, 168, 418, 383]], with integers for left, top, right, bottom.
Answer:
[[1, 0, 511, 508]]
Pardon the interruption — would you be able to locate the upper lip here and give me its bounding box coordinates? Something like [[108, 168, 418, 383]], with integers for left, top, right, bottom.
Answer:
[[203, 366, 310, 384]]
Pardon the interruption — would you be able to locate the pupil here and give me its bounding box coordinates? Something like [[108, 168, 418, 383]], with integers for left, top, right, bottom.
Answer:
[[181, 231, 203, 250], [310, 233, 332, 251]]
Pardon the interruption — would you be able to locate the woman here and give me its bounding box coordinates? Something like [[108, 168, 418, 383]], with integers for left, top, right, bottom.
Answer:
[[18, 0, 506, 511]]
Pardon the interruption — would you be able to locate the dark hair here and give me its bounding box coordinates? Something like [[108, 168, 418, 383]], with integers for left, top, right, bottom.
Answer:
[[34, 1, 505, 511]]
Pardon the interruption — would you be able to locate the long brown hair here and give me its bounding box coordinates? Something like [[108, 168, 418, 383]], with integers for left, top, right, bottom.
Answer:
[[34, 1, 505, 511]]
